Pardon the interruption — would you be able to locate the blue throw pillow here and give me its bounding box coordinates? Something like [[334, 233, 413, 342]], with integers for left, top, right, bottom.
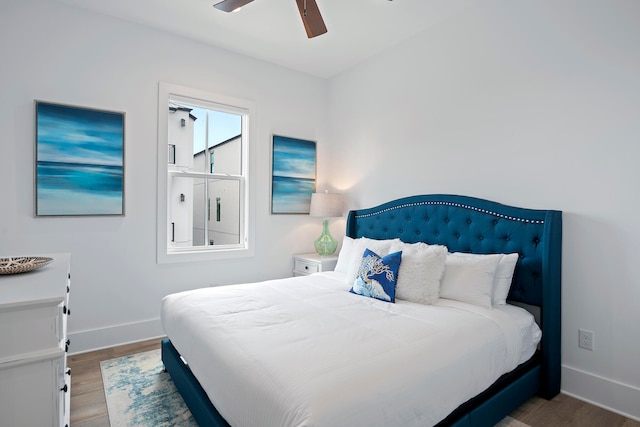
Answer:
[[350, 248, 402, 303]]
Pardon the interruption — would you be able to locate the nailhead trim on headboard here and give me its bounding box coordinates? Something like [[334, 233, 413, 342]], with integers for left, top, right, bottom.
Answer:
[[354, 201, 544, 224]]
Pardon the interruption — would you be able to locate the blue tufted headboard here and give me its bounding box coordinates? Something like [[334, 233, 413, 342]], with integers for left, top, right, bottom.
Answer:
[[345, 194, 562, 398]]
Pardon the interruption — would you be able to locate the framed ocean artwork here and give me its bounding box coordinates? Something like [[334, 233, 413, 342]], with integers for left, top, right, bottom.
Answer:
[[35, 101, 125, 216], [271, 135, 316, 214]]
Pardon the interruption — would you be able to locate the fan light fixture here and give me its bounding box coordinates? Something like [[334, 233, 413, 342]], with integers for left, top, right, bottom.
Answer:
[[213, 0, 327, 38]]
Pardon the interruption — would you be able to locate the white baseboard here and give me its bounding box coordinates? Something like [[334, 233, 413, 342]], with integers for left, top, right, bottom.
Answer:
[[562, 364, 640, 422], [68, 318, 165, 355]]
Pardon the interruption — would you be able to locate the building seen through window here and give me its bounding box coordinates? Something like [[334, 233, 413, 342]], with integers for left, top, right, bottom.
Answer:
[[167, 99, 244, 249]]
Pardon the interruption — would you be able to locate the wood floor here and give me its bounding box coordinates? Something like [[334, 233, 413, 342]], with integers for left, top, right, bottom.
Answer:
[[69, 338, 640, 427], [69, 338, 164, 427]]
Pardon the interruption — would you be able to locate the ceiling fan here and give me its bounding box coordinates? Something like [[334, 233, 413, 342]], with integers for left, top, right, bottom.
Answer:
[[213, 0, 328, 38]]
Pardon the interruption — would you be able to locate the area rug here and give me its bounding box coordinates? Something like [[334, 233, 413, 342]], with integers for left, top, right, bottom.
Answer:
[[101, 349, 197, 427], [102, 349, 530, 427]]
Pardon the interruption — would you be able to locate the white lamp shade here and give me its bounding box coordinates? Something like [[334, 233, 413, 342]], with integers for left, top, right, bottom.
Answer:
[[309, 192, 343, 218]]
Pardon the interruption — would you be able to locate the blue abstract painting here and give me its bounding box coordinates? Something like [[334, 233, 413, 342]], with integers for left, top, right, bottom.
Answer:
[[36, 102, 124, 216], [271, 135, 316, 214]]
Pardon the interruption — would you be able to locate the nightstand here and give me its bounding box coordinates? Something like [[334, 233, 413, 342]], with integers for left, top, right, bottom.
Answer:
[[293, 253, 338, 277]]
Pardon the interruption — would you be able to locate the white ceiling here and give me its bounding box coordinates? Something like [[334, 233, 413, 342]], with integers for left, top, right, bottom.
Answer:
[[56, 0, 476, 79]]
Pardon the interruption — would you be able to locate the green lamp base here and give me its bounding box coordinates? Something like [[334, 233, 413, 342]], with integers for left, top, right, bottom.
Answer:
[[314, 218, 338, 256]]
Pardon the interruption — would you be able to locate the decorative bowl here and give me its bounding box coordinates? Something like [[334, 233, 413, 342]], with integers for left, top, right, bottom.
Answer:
[[0, 257, 54, 275]]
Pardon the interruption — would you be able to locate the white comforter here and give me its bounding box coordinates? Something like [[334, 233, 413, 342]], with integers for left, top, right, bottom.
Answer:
[[161, 272, 537, 427]]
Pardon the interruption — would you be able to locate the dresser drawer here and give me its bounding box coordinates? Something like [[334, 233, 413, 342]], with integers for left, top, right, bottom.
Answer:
[[0, 355, 62, 427], [294, 259, 320, 275], [0, 301, 63, 360]]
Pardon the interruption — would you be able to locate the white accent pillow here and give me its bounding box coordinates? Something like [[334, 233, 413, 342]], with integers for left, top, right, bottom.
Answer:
[[344, 237, 400, 285], [334, 236, 355, 274], [440, 252, 502, 309], [492, 253, 519, 305], [389, 241, 447, 305]]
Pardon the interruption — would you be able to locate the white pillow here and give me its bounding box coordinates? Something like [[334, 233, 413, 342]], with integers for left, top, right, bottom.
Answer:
[[440, 252, 502, 309], [389, 241, 447, 305], [492, 253, 519, 305], [344, 237, 400, 285], [334, 236, 355, 274]]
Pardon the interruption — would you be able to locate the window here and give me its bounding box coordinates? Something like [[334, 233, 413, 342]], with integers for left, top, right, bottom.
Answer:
[[157, 83, 255, 263]]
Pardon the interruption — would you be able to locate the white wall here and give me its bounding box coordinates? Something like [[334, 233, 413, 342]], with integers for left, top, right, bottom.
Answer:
[[3, 0, 639, 420], [0, 0, 329, 352], [327, 1, 640, 420]]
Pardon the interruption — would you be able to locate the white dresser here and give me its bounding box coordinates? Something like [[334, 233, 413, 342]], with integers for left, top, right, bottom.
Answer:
[[0, 253, 71, 427]]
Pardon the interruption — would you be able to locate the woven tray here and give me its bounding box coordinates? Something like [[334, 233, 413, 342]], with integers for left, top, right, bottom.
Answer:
[[0, 256, 53, 275]]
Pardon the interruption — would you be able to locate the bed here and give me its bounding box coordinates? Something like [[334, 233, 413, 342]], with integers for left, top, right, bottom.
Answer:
[[161, 194, 562, 427]]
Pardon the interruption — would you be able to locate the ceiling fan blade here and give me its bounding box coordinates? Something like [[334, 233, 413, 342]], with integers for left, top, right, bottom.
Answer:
[[295, 0, 327, 38], [213, 0, 254, 12]]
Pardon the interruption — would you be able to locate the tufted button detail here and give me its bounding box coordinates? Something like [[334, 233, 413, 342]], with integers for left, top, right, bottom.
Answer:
[[349, 198, 552, 310]]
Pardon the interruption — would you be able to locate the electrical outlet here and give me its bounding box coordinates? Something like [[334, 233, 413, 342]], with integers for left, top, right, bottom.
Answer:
[[579, 329, 594, 351]]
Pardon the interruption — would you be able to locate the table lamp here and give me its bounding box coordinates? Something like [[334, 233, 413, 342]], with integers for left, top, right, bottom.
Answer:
[[309, 191, 343, 256]]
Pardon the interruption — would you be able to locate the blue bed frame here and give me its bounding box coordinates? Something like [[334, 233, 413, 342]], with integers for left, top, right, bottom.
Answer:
[[162, 194, 562, 427]]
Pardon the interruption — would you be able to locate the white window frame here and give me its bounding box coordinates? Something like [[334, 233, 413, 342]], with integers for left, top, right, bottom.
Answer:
[[156, 82, 255, 263]]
